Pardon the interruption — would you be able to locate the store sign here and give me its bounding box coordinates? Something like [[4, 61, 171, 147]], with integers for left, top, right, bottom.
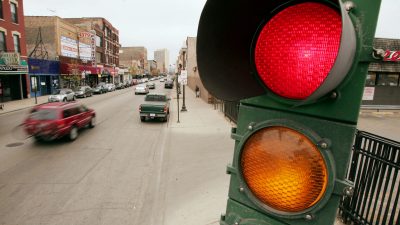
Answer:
[[79, 42, 92, 60], [90, 30, 96, 66], [362, 87, 375, 101], [383, 50, 400, 61], [0, 52, 20, 65], [61, 36, 78, 58], [0, 65, 28, 72]]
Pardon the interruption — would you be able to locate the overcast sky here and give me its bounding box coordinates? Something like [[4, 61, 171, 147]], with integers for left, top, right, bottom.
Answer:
[[24, 0, 399, 64]]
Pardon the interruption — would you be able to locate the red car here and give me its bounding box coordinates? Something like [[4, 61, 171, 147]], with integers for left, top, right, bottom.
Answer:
[[23, 102, 96, 141]]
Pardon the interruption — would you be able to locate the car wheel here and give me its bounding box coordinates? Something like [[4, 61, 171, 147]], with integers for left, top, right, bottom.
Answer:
[[140, 116, 145, 122], [89, 116, 96, 128], [83, 94, 86, 98], [72, 96, 76, 101], [63, 98, 67, 102], [68, 126, 78, 141]]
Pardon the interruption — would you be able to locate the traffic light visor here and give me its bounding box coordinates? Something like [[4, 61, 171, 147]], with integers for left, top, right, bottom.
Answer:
[[241, 126, 328, 213], [254, 2, 341, 100]]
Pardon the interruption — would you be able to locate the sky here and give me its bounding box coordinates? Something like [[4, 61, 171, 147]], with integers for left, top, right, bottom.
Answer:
[[24, 0, 400, 64]]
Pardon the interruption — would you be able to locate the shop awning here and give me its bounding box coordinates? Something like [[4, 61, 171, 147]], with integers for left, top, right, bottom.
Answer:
[[60, 63, 101, 75]]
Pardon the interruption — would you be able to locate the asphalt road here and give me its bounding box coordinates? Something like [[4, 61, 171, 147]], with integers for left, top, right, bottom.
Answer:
[[0, 81, 180, 225]]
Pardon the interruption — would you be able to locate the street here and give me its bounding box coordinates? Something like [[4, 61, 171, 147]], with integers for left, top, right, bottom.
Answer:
[[0, 80, 233, 225], [0, 80, 399, 225]]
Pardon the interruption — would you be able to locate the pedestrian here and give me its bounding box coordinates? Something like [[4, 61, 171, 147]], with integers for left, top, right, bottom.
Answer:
[[195, 86, 200, 98]]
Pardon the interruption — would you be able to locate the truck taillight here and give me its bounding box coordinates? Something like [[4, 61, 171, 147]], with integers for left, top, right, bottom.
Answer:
[[164, 106, 168, 113], [139, 106, 142, 112]]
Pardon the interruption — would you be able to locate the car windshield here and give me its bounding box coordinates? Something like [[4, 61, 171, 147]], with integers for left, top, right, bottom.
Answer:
[[74, 87, 85, 91], [52, 89, 66, 94], [30, 109, 59, 120], [145, 95, 166, 102]]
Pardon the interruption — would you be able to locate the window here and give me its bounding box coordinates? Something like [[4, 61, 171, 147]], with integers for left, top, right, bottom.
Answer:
[[95, 35, 102, 47], [13, 34, 20, 53], [376, 73, 399, 87], [0, 31, 5, 52], [365, 73, 376, 86], [10, 2, 17, 23], [0, 0, 4, 19], [96, 52, 102, 63]]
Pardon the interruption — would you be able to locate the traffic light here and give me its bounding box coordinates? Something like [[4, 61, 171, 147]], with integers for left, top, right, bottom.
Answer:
[[197, 0, 381, 225]]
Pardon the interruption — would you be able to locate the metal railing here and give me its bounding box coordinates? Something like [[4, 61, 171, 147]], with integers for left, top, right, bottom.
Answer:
[[223, 101, 240, 123], [340, 130, 400, 225]]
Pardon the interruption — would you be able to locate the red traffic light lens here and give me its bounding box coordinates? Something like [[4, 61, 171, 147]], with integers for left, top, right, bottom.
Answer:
[[254, 2, 342, 100]]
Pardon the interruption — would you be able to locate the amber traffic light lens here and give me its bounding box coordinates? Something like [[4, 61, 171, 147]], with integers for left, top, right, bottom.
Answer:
[[241, 127, 328, 213]]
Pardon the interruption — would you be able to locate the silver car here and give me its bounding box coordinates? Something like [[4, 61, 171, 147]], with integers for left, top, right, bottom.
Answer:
[[135, 85, 149, 95], [48, 88, 75, 102], [105, 83, 116, 92]]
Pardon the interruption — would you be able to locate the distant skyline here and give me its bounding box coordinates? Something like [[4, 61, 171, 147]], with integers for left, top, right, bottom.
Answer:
[[24, 0, 400, 63]]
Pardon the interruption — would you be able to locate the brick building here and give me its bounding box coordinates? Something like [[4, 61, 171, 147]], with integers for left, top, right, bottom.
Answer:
[[25, 16, 98, 89], [119, 46, 148, 76], [64, 17, 120, 83], [0, 0, 29, 102]]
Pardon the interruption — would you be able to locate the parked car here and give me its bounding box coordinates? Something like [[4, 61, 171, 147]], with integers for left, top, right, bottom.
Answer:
[[74, 86, 93, 98], [146, 82, 156, 89], [160, 78, 165, 82], [135, 85, 149, 95], [48, 88, 75, 102], [116, 83, 125, 89], [93, 83, 108, 94], [164, 80, 174, 89], [23, 102, 96, 141], [105, 83, 116, 92], [139, 93, 170, 122]]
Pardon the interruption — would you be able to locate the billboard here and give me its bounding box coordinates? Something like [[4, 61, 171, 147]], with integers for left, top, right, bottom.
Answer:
[[60, 36, 78, 58]]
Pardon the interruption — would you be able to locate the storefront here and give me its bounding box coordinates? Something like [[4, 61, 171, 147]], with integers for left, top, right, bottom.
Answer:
[[60, 63, 101, 88], [0, 54, 29, 103], [362, 38, 400, 106], [101, 66, 117, 83], [28, 58, 60, 97]]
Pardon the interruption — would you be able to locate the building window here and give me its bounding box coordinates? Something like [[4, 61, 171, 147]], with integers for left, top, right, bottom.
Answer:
[[13, 34, 20, 53], [96, 52, 102, 63], [0, 31, 6, 52], [0, 0, 4, 19], [365, 73, 376, 86], [376, 73, 399, 87], [10, 2, 18, 23], [95, 35, 102, 47]]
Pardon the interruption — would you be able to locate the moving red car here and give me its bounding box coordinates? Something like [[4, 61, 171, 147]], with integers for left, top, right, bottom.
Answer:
[[23, 102, 96, 141]]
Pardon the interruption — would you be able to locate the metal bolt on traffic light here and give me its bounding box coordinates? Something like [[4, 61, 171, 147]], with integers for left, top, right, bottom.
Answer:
[[197, 0, 382, 224]]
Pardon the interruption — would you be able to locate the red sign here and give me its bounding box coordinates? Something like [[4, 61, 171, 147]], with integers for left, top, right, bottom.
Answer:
[[383, 50, 400, 61]]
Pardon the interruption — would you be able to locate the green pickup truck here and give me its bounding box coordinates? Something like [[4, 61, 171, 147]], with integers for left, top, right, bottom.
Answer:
[[139, 93, 170, 122]]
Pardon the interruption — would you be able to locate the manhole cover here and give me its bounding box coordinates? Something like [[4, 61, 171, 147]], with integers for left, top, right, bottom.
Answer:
[[6, 142, 24, 147]]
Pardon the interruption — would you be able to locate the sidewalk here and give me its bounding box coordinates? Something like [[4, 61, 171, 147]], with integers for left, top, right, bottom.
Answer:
[[0, 95, 49, 115]]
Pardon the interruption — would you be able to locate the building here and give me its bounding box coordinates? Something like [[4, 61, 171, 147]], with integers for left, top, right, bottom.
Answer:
[[154, 48, 169, 74], [119, 46, 148, 76], [25, 16, 99, 89], [63, 17, 120, 83], [178, 37, 212, 103], [147, 59, 157, 75], [364, 38, 400, 106], [0, 0, 29, 103]]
